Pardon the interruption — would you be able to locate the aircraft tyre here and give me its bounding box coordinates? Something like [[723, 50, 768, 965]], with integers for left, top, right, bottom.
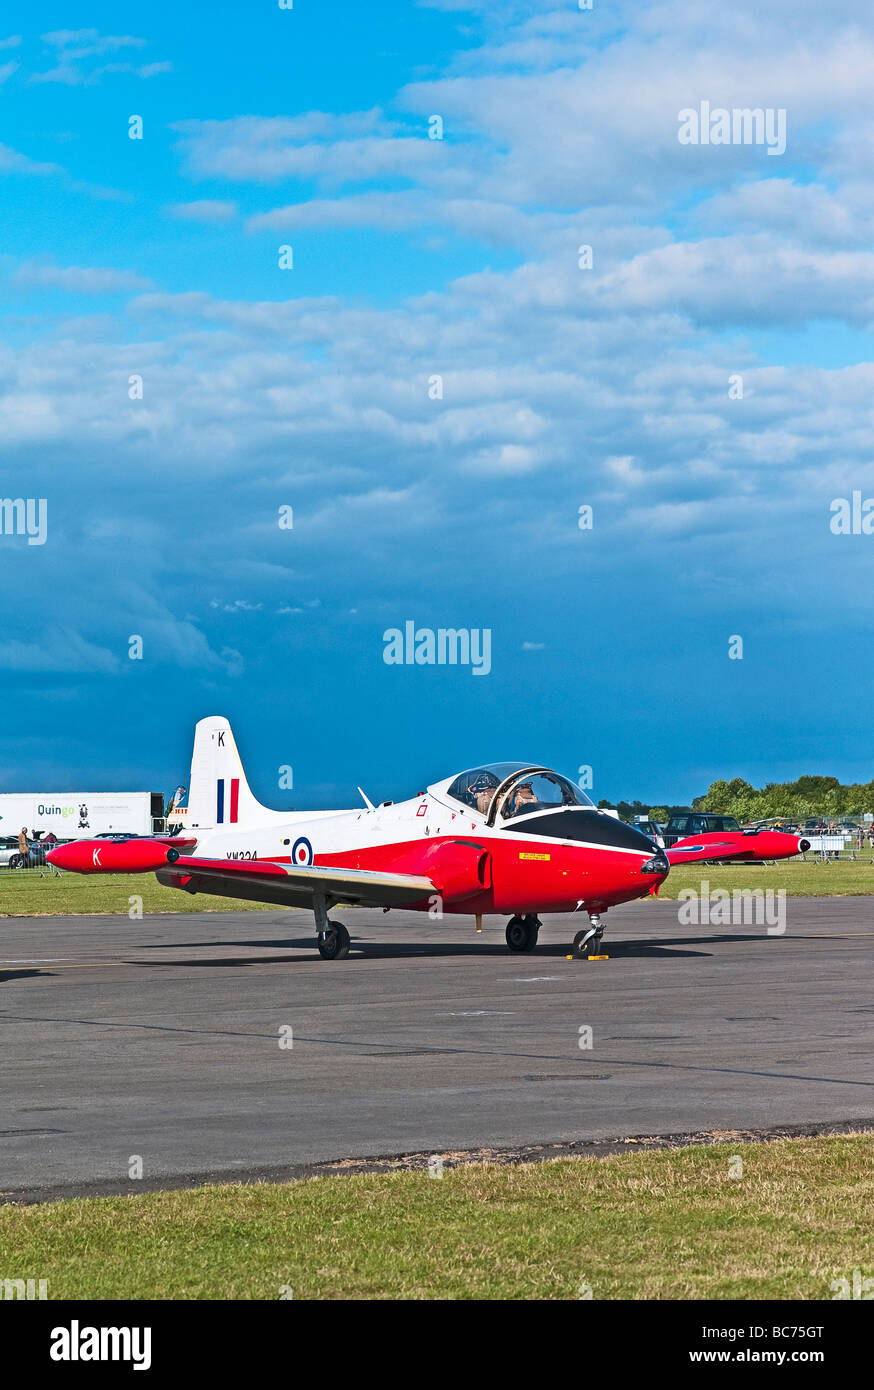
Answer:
[[573, 927, 602, 959], [505, 915, 539, 952], [318, 921, 351, 960]]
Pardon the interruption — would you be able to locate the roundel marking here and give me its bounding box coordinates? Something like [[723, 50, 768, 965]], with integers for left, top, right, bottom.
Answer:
[[291, 836, 314, 867]]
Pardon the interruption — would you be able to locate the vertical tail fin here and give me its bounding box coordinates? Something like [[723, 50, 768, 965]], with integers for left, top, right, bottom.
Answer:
[[187, 716, 272, 828]]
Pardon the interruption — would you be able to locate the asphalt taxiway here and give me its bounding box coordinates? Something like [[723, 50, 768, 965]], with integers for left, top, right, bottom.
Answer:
[[1, 896, 872, 1201]]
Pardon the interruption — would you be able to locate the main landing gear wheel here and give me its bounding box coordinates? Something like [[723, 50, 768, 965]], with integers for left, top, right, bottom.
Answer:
[[505, 915, 540, 952], [317, 920, 350, 960]]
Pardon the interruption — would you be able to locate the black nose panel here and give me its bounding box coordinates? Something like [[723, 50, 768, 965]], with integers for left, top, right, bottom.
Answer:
[[502, 809, 657, 852]]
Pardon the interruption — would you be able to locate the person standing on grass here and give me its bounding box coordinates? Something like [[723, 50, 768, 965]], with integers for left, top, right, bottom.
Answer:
[[17, 826, 29, 866]]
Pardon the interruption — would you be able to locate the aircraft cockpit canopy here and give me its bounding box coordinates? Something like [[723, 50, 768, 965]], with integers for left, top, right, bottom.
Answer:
[[447, 763, 593, 821]]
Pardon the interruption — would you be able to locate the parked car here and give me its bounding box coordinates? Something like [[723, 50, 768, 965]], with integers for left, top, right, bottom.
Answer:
[[1, 837, 50, 868], [662, 813, 741, 848], [0, 835, 21, 868], [632, 816, 665, 848]]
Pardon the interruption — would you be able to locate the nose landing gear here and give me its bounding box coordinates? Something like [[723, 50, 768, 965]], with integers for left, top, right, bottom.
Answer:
[[573, 913, 605, 959], [505, 914, 541, 952]]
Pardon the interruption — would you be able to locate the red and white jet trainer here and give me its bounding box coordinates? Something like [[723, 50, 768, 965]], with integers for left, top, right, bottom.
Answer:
[[47, 715, 670, 959], [665, 827, 810, 866]]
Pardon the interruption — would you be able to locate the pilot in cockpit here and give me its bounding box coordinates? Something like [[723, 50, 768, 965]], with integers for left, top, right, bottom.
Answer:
[[469, 773, 498, 815], [511, 782, 537, 813]]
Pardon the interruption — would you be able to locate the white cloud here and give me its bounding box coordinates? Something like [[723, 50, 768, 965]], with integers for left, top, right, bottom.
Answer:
[[41, 29, 146, 54], [168, 200, 238, 224], [592, 237, 874, 327], [0, 142, 63, 177], [0, 630, 119, 674], [33, 30, 169, 85], [173, 111, 442, 185], [137, 62, 172, 78], [247, 191, 428, 234], [698, 180, 874, 248], [12, 261, 152, 293]]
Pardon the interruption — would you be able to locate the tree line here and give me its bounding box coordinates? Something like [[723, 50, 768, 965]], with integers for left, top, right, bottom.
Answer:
[[599, 776, 874, 823], [598, 776, 873, 823], [691, 775, 873, 821]]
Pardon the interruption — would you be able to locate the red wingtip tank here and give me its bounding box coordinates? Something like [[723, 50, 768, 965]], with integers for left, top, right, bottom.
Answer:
[[46, 839, 176, 874]]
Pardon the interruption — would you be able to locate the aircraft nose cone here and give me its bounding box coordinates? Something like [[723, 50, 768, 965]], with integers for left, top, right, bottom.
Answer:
[[799, 838, 811, 853], [46, 842, 83, 871]]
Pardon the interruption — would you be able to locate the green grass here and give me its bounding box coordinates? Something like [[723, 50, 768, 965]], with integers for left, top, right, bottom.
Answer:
[[659, 859, 874, 898], [0, 871, 272, 916], [1, 1136, 870, 1299]]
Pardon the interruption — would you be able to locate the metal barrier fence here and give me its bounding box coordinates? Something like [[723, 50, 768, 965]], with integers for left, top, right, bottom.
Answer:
[[1, 860, 64, 877], [799, 836, 874, 863], [0, 845, 63, 876]]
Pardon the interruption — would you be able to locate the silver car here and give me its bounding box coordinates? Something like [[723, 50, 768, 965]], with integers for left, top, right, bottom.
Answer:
[[0, 835, 27, 868]]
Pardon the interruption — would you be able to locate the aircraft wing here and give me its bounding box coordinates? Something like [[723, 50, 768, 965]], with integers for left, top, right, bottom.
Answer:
[[155, 855, 437, 910]]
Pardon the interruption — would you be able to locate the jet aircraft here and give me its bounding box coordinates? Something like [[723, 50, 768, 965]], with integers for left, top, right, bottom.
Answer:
[[47, 717, 807, 959]]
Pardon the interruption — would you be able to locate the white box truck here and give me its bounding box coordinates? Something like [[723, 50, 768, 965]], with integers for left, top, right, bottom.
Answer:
[[0, 792, 163, 839]]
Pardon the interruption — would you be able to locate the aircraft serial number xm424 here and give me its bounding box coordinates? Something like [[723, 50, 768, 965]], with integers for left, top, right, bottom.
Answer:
[[47, 717, 807, 960]]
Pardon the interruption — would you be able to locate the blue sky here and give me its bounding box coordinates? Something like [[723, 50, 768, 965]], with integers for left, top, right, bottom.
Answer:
[[2, 0, 874, 810]]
